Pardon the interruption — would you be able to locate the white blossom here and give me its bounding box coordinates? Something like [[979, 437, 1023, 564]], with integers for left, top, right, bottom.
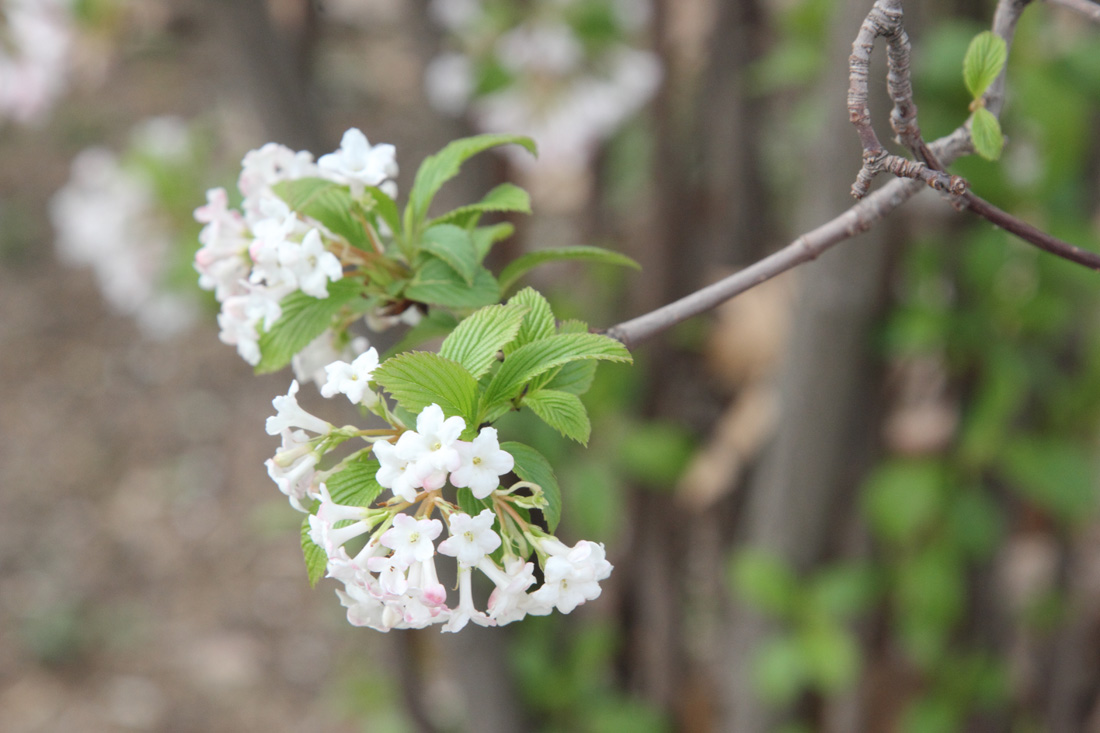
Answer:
[[397, 404, 466, 490], [438, 510, 502, 567], [450, 427, 514, 499], [320, 347, 380, 405], [381, 513, 443, 566], [317, 128, 398, 193], [265, 428, 319, 511], [266, 380, 334, 436]]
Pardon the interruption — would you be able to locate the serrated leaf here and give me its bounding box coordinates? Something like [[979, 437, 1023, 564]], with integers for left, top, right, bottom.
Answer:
[[384, 309, 459, 357], [963, 31, 1007, 100], [404, 257, 501, 310], [325, 453, 384, 507], [301, 517, 327, 587], [430, 183, 532, 228], [481, 333, 632, 414], [506, 288, 556, 353], [522, 389, 591, 445], [498, 246, 640, 293], [557, 319, 590, 334], [970, 107, 1004, 161], [418, 224, 479, 285], [362, 185, 401, 236], [471, 222, 515, 260], [255, 277, 363, 374], [440, 304, 528, 379], [501, 441, 562, 531], [456, 487, 493, 518], [373, 351, 479, 424], [407, 134, 537, 225], [543, 360, 598, 395], [273, 178, 368, 247]]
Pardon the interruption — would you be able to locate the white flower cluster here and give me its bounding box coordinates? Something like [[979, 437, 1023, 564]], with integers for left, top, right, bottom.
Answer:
[[50, 117, 199, 339], [0, 0, 74, 125], [263, 377, 613, 632], [424, 0, 661, 196], [193, 128, 398, 371]]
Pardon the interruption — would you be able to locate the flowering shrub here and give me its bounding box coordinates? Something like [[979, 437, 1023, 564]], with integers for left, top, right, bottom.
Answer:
[[200, 129, 640, 630]]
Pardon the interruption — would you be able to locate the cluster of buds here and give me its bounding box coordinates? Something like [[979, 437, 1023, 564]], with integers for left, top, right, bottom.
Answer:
[[263, 367, 613, 632], [192, 128, 405, 374]]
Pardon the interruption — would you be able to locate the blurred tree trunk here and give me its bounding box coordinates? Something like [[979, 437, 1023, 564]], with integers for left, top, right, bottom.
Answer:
[[718, 1, 893, 730], [204, 0, 322, 151]]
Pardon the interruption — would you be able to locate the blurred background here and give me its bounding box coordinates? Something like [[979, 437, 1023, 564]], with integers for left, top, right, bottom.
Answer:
[[1, 0, 1099, 731]]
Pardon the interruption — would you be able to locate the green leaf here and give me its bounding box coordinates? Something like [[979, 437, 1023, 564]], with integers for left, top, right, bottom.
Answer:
[[373, 351, 479, 424], [429, 183, 532, 228], [751, 635, 808, 705], [384, 309, 459, 357], [440, 304, 528, 379], [502, 441, 562, 531], [361, 185, 401, 236], [506, 287, 556, 352], [272, 178, 368, 247], [963, 31, 1007, 100], [861, 460, 946, 545], [543, 361, 598, 395], [1000, 438, 1098, 523], [301, 517, 327, 587], [407, 134, 537, 225], [808, 564, 879, 619], [970, 107, 1004, 161], [522, 389, 592, 445], [799, 622, 860, 693], [456, 487, 493, 518], [418, 224, 479, 285], [498, 246, 641, 294], [480, 333, 633, 414], [255, 277, 363, 374], [404, 257, 501, 310], [324, 453, 384, 507], [471, 222, 515, 260], [728, 549, 800, 617]]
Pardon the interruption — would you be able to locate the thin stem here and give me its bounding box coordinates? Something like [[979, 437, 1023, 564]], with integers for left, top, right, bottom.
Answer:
[[605, 0, 1033, 348], [961, 193, 1100, 270]]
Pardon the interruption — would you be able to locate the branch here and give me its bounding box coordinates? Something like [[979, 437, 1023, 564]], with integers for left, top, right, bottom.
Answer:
[[1046, 0, 1100, 22], [604, 0, 1032, 348], [960, 193, 1100, 270]]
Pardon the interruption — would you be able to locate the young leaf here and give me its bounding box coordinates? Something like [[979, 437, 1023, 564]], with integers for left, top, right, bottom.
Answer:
[[963, 31, 1008, 100], [501, 441, 562, 531], [301, 518, 327, 587], [272, 178, 368, 248], [542, 360, 598, 395], [418, 224, 480, 285], [429, 183, 532, 228], [373, 351, 479, 424], [498, 246, 641, 293], [440, 304, 528, 379], [480, 333, 632, 414], [522, 389, 592, 445], [407, 134, 537, 225], [361, 185, 401, 237], [255, 277, 364, 374], [471, 222, 515, 260], [384, 309, 459, 357], [506, 287, 556, 352], [970, 107, 1004, 161], [404, 257, 501, 310], [325, 453, 384, 507]]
